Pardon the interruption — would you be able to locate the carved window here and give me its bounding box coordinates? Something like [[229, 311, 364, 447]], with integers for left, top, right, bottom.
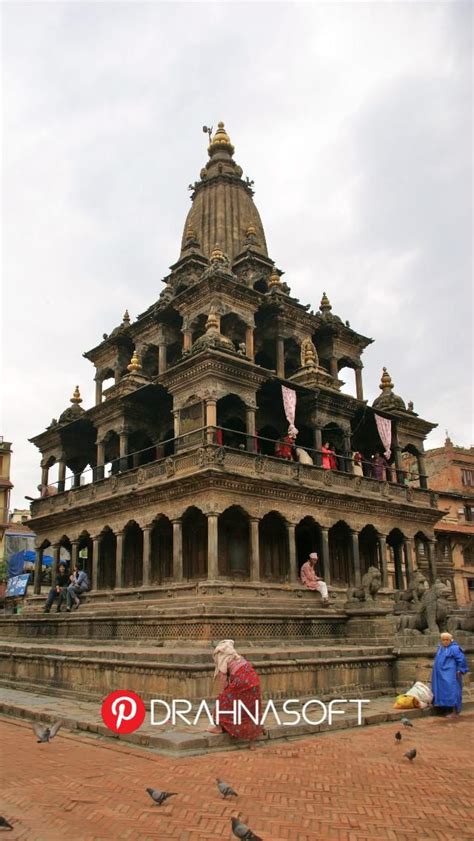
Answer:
[[461, 469, 474, 486]]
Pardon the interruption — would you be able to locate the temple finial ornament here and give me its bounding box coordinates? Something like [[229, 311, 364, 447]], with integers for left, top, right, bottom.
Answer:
[[210, 243, 225, 263], [320, 292, 332, 313], [268, 268, 281, 287], [300, 337, 318, 368], [122, 309, 131, 325], [208, 121, 235, 156], [206, 308, 220, 332], [379, 366, 393, 391], [127, 350, 142, 373], [70, 385, 82, 405]]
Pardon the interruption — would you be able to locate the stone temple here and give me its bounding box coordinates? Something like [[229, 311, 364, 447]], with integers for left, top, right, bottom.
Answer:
[[1, 122, 470, 720]]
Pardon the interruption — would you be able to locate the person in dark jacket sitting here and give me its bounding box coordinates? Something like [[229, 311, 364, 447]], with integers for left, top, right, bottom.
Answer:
[[66, 562, 90, 611], [44, 562, 69, 613]]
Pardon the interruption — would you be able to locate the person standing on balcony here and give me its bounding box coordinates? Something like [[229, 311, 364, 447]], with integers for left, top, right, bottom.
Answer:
[[321, 441, 337, 470], [300, 552, 330, 606]]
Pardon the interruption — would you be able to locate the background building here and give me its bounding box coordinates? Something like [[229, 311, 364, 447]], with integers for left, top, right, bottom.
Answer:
[[403, 436, 474, 602], [0, 440, 13, 566]]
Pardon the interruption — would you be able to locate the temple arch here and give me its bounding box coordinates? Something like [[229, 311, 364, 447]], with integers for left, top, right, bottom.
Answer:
[[218, 506, 250, 578], [150, 516, 173, 583], [387, 528, 406, 590], [328, 520, 352, 585], [182, 507, 207, 578], [259, 511, 289, 580], [123, 520, 143, 588], [98, 527, 116, 589], [358, 524, 379, 576], [296, 516, 322, 575]]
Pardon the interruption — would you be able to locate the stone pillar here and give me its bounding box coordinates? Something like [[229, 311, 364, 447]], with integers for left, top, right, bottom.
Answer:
[[245, 324, 254, 361], [158, 343, 167, 374], [250, 518, 260, 582], [355, 367, 364, 401], [313, 427, 323, 467], [57, 460, 66, 493], [50, 543, 61, 587], [206, 399, 217, 444], [351, 530, 361, 587], [95, 377, 102, 406], [71, 541, 79, 569], [393, 445, 403, 484], [343, 433, 352, 473], [276, 337, 285, 378], [287, 523, 297, 583], [329, 357, 338, 379], [172, 519, 183, 582], [183, 329, 192, 352], [377, 533, 388, 587], [173, 410, 180, 440], [404, 538, 414, 584], [418, 453, 428, 489], [142, 526, 151, 587], [207, 513, 219, 580], [95, 440, 105, 481], [246, 406, 257, 453], [72, 471, 81, 489], [34, 545, 43, 595], [320, 526, 330, 584], [119, 430, 128, 472], [115, 532, 124, 589], [91, 535, 100, 590], [427, 539, 437, 583], [41, 463, 49, 488]]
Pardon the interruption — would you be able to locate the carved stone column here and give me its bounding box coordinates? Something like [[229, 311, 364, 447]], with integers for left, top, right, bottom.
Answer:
[[355, 367, 364, 401], [329, 357, 338, 379], [119, 430, 128, 472], [313, 427, 323, 467], [40, 463, 49, 488], [250, 518, 260, 583], [183, 329, 192, 352], [343, 433, 353, 473], [246, 406, 257, 453], [158, 343, 167, 374], [57, 459, 66, 493], [207, 513, 219, 580], [94, 376, 102, 406], [404, 538, 414, 584], [34, 545, 44, 595], [206, 398, 217, 444], [91, 535, 100, 591], [115, 532, 124, 589], [142, 526, 151, 587], [418, 453, 428, 489], [71, 540, 79, 569], [95, 439, 105, 481], [427, 539, 437, 583], [276, 337, 285, 378], [172, 519, 183, 582], [245, 324, 255, 361], [351, 529, 361, 587], [287, 523, 297, 583], [377, 532, 388, 587], [320, 526, 330, 584]]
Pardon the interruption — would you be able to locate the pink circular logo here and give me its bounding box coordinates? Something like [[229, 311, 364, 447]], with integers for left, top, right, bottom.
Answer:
[[101, 690, 146, 734]]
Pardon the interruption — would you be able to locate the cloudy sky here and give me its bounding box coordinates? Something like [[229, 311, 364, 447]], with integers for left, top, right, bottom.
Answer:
[[2, 0, 472, 509]]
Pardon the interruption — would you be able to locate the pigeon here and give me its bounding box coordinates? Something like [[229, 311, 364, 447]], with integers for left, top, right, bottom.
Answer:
[[401, 717, 414, 728], [395, 731, 402, 742], [146, 788, 177, 806], [404, 748, 417, 761], [231, 815, 263, 840], [33, 721, 62, 743], [217, 778, 238, 798], [0, 816, 13, 830]]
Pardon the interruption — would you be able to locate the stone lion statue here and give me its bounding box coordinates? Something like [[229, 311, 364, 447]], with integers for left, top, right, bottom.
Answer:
[[447, 603, 474, 635], [396, 578, 452, 634], [394, 570, 428, 609], [347, 566, 382, 602]]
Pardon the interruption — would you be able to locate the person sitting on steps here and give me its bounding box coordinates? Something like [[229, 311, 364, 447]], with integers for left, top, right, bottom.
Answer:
[[66, 562, 90, 612], [44, 562, 69, 613]]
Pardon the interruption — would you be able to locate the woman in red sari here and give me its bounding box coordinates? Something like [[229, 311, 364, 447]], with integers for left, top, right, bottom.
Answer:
[[208, 639, 264, 748]]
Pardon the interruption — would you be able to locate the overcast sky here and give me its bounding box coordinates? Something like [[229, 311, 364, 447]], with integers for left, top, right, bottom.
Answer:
[[2, 1, 472, 510]]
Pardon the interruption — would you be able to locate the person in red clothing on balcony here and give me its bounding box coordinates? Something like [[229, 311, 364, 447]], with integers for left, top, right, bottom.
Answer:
[[321, 441, 337, 470]]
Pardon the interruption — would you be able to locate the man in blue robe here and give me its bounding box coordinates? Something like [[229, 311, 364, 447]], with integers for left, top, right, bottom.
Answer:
[[431, 632, 469, 717]]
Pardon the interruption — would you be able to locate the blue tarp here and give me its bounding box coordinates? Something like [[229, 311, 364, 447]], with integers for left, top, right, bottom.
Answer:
[[7, 550, 53, 577]]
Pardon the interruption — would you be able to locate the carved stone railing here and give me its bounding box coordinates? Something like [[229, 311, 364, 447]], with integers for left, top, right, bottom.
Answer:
[[30, 444, 437, 519]]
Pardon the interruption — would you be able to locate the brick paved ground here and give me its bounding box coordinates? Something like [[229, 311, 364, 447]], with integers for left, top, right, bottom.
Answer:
[[0, 714, 473, 841]]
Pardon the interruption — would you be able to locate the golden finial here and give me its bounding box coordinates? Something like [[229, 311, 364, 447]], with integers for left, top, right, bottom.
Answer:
[[122, 309, 131, 325], [246, 224, 257, 237], [379, 367, 393, 391], [320, 292, 332, 312], [206, 309, 219, 331], [70, 385, 82, 405], [186, 225, 196, 241], [268, 268, 281, 287], [208, 121, 235, 155], [127, 350, 142, 373], [210, 243, 225, 263]]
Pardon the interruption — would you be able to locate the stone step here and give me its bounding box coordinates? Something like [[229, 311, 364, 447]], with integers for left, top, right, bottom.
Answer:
[[1, 684, 472, 757]]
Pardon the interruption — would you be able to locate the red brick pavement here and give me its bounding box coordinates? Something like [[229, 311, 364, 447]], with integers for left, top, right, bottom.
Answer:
[[0, 714, 473, 841]]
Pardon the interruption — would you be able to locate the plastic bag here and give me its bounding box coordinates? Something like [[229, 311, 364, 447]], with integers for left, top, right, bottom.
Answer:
[[393, 694, 420, 709], [405, 681, 433, 708]]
